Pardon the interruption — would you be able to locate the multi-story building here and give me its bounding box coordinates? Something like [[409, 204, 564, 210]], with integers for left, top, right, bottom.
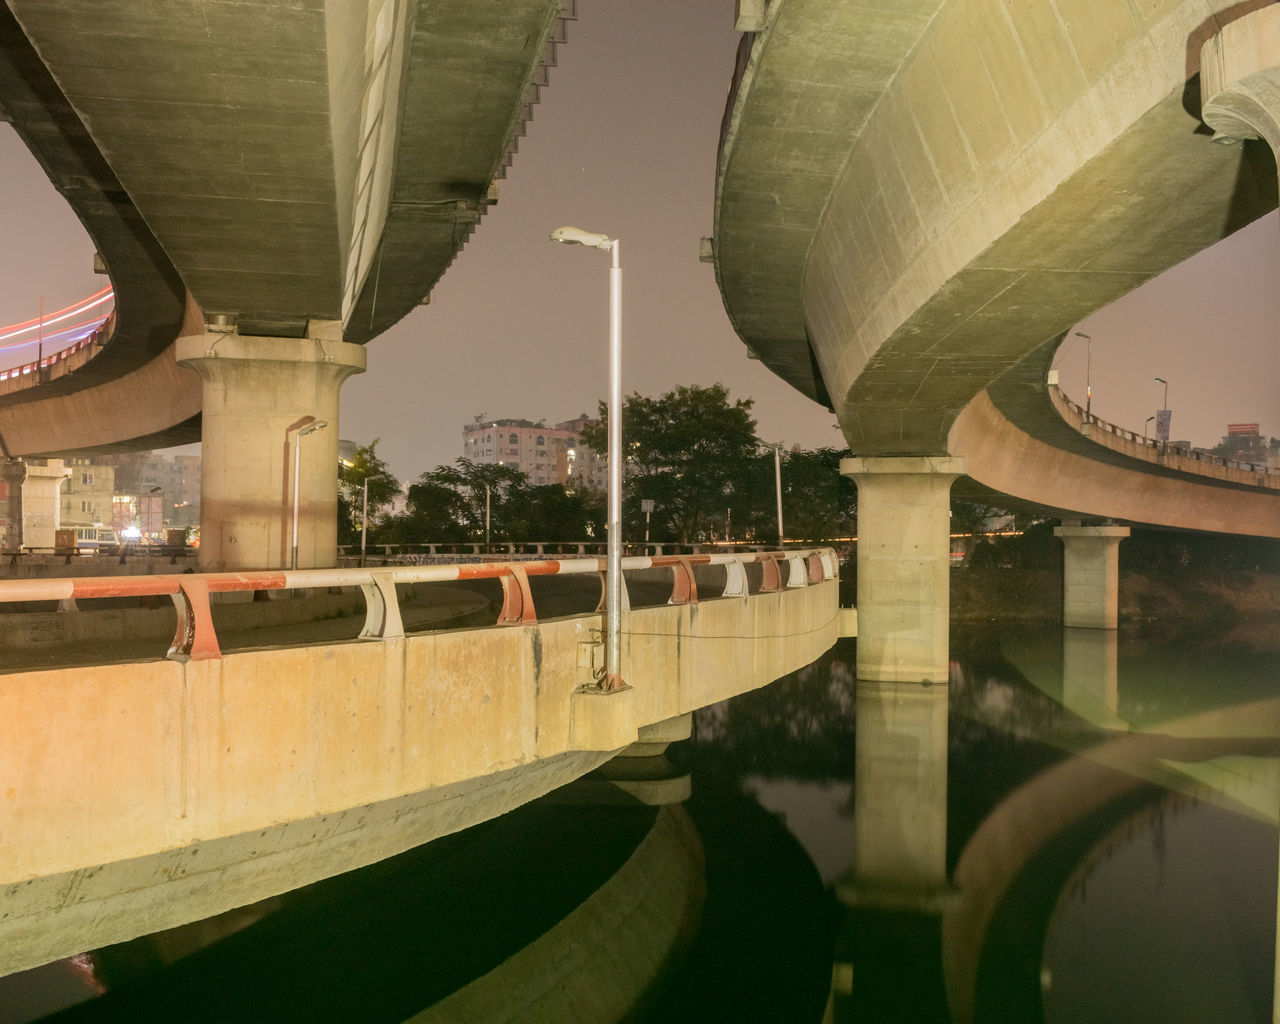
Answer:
[[461, 416, 607, 490], [60, 457, 117, 529]]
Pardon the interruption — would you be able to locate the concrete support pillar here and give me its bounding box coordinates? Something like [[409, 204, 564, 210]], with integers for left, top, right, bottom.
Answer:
[[2, 460, 26, 553], [1054, 524, 1129, 629], [21, 461, 69, 550], [176, 331, 366, 570], [840, 456, 964, 683]]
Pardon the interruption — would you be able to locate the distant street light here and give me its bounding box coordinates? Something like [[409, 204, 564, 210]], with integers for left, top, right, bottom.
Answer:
[[1154, 377, 1170, 444], [291, 419, 327, 570], [1074, 331, 1092, 419], [550, 224, 624, 690], [360, 473, 385, 567], [1144, 415, 1155, 441]]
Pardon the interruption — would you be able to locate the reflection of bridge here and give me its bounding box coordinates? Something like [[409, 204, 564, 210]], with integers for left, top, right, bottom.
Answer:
[[0, 548, 840, 975], [713, 1, 1280, 681]]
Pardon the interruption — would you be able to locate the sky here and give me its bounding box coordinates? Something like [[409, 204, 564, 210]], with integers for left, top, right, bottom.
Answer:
[[0, 0, 1276, 484]]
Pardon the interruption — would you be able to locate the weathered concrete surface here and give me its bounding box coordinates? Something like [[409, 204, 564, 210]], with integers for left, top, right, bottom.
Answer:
[[716, 0, 1278, 454], [0, 580, 837, 974], [1055, 524, 1130, 629], [842, 456, 963, 682], [0, 1, 566, 456], [176, 331, 366, 570]]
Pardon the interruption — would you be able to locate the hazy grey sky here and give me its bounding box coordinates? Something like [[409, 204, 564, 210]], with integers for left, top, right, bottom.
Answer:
[[0, 0, 1276, 483]]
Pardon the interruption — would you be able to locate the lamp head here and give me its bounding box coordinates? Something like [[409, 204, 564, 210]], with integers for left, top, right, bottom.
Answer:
[[300, 420, 328, 437], [1154, 377, 1166, 384], [550, 226, 614, 250]]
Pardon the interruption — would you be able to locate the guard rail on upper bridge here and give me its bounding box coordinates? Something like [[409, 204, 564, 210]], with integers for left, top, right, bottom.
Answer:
[[0, 548, 839, 664], [1050, 385, 1280, 490], [0, 288, 115, 397]]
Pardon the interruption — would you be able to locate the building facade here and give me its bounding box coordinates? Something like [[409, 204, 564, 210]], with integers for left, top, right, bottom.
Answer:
[[461, 416, 607, 491]]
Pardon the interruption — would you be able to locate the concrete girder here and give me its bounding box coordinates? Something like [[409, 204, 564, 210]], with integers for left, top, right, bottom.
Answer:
[[715, 0, 1278, 455]]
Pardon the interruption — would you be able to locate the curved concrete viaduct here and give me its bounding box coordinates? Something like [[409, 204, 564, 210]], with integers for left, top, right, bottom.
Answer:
[[0, 1, 571, 567], [714, 0, 1280, 679]]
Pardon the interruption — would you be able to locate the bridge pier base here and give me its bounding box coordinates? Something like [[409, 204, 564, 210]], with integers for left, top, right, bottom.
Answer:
[[1054, 523, 1129, 629], [841, 456, 964, 683], [176, 328, 366, 570]]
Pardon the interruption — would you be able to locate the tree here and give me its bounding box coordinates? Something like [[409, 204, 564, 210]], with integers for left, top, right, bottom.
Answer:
[[383, 459, 528, 544], [773, 447, 857, 541], [338, 439, 399, 547], [582, 383, 762, 543]]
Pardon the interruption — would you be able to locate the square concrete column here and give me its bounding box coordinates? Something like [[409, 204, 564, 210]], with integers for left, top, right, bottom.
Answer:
[[841, 457, 964, 683], [1054, 524, 1129, 629], [177, 331, 366, 570]]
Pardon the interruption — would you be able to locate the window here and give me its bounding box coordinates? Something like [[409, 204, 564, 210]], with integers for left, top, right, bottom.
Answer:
[[81, 473, 93, 485], [536, 435, 545, 446], [508, 433, 519, 445]]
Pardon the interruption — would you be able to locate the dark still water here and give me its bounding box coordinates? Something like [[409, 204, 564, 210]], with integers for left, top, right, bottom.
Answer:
[[4, 619, 1279, 1023]]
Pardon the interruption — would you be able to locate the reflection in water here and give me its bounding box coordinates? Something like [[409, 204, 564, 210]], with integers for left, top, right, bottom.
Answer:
[[2, 622, 1277, 1022]]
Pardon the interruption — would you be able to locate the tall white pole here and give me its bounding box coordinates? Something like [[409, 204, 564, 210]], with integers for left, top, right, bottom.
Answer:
[[291, 431, 303, 570], [290, 420, 325, 571], [606, 240, 622, 688], [549, 225, 625, 689], [774, 444, 784, 544]]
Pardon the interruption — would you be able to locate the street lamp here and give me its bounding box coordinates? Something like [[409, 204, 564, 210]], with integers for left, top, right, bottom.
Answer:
[[1074, 331, 1092, 419], [1144, 415, 1155, 441], [550, 224, 624, 690], [773, 444, 785, 544], [360, 473, 384, 567], [1154, 377, 1170, 444], [291, 419, 327, 570]]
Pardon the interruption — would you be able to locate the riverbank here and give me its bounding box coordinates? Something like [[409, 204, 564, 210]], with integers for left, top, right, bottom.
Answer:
[[950, 566, 1280, 624]]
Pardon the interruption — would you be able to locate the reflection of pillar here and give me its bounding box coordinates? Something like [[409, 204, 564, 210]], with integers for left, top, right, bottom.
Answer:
[[176, 329, 365, 570], [1061, 626, 1120, 725], [832, 679, 952, 1018], [1054, 524, 1129, 629], [841, 457, 964, 682], [2, 460, 26, 553], [843, 679, 950, 904]]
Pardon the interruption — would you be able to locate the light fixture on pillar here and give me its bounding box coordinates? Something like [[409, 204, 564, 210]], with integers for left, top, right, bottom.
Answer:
[[549, 224, 625, 691], [291, 419, 327, 570]]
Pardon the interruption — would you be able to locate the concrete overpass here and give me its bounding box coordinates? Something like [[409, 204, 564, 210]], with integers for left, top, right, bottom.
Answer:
[[0, 547, 840, 975], [0, 0, 574, 570], [713, 0, 1280, 681]]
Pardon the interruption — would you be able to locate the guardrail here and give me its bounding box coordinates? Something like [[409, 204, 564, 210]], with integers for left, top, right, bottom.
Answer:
[[1049, 385, 1280, 488], [0, 548, 839, 663], [340, 539, 838, 563]]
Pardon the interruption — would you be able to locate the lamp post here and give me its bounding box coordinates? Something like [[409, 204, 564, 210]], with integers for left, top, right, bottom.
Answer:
[[291, 419, 327, 570], [1074, 331, 1092, 419], [360, 473, 384, 567], [1154, 377, 1170, 444], [1144, 415, 1155, 441], [550, 225, 624, 690], [773, 444, 785, 544]]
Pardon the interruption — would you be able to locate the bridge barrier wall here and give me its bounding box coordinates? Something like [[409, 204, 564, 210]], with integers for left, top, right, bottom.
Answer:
[[0, 550, 839, 974]]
